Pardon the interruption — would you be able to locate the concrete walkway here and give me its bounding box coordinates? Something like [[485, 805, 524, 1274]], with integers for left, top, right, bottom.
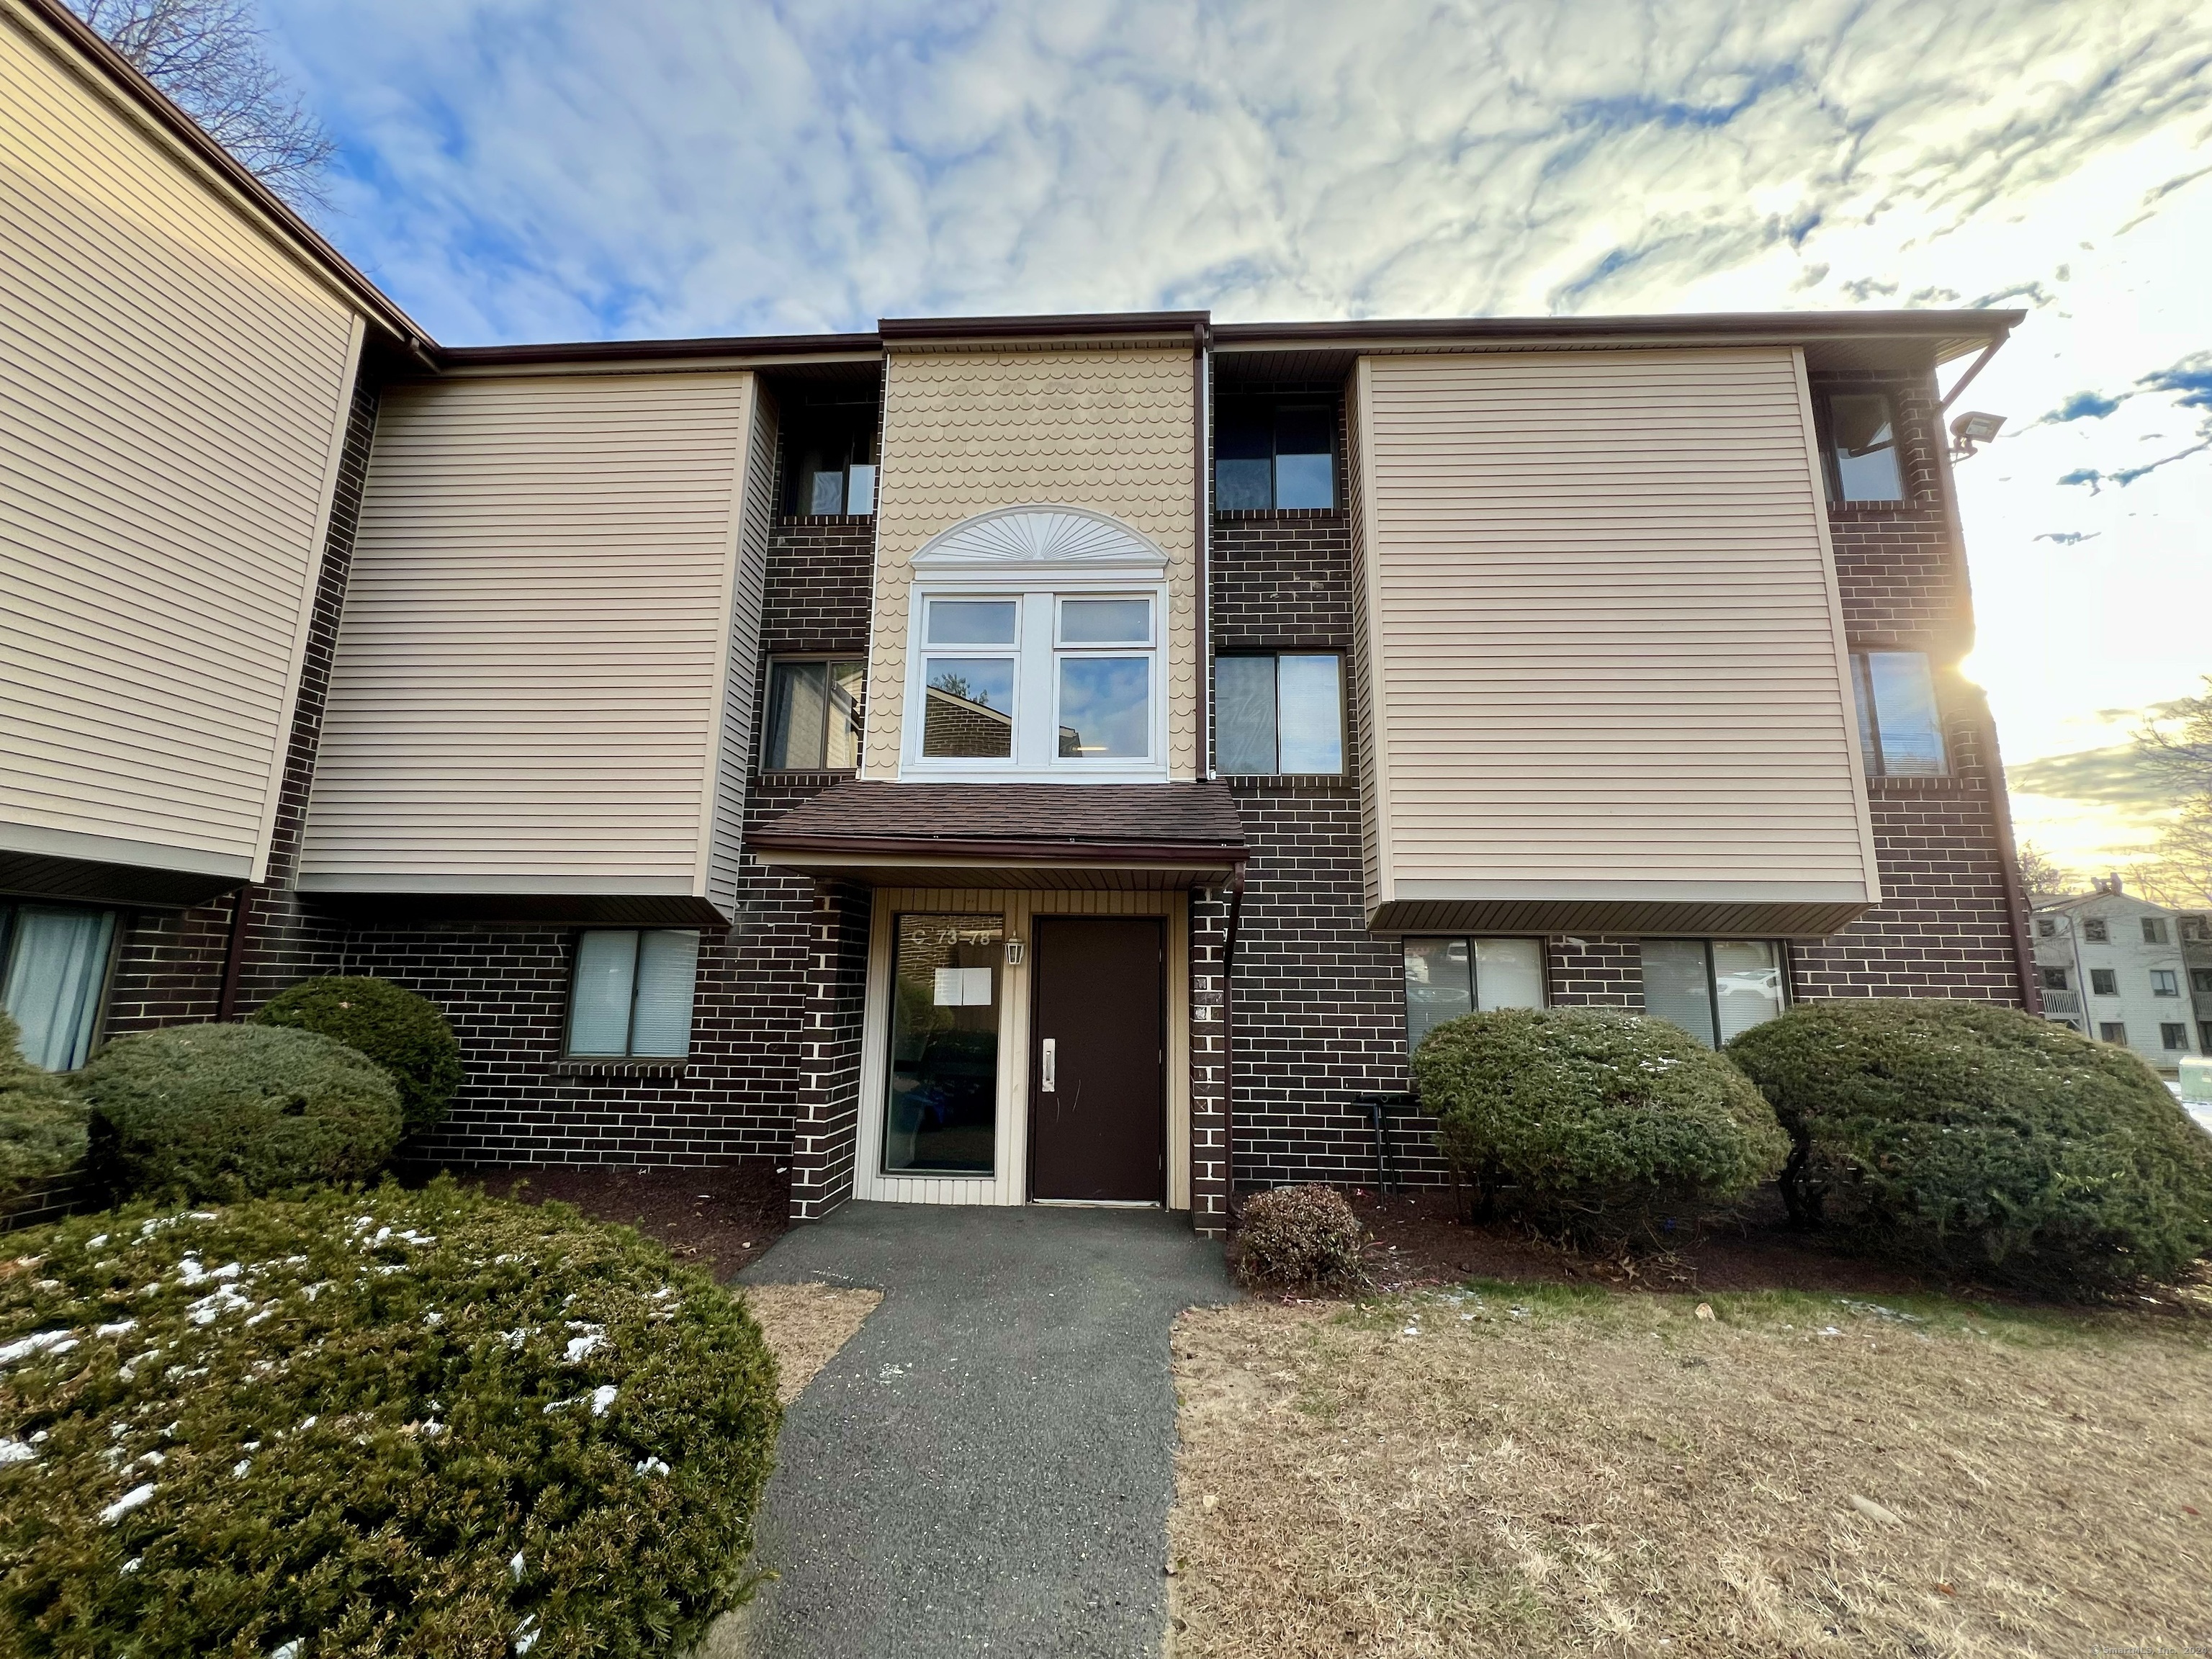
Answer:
[[733, 1202, 1236, 1658]]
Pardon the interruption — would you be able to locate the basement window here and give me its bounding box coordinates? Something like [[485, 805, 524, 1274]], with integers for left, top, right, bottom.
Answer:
[[1, 902, 116, 1071], [1215, 654, 1344, 775], [1401, 938, 1545, 1054], [1642, 940, 1786, 1048], [1851, 652, 1947, 777], [567, 930, 700, 1058]]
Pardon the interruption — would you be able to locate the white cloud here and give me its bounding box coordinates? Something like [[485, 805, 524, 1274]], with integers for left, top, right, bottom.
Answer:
[[264, 0, 2212, 855]]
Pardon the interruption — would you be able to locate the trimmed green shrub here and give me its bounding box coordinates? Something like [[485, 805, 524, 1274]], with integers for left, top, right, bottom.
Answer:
[[1728, 999, 2212, 1292], [0, 1010, 86, 1199], [1234, 1184, 1366, 1292], [76, 1024, 402, 1200], [252, 977, 463, 1136], [0, 1179, 781, 1656], [1416, 1007, 1789, 1242]]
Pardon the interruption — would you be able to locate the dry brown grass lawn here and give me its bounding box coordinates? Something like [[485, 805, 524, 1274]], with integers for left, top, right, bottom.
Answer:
[[1168, 1285, 2212, 1658], [737, 1282, 882, 1404]]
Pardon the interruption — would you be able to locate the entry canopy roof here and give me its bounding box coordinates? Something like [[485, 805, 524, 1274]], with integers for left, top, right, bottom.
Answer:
[[747, 781, 1248, 890]]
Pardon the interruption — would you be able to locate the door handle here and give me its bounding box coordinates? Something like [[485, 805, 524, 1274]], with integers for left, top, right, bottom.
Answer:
[[1040, 1037, 1056, 1093]]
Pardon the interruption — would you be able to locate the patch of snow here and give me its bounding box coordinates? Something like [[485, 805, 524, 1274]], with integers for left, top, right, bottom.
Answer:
[[423, 1312, 443, 1328], [1, 1330, 78, 1364], [298, 1416, 318, 1431], [270, 1640, 302, 1659], [177, 1258, 207, 1286], [513, 1614, 541, 1654], [564, 1325, 606, 1364], [0, 1439, 36, 1465], [421, 1420, 446, 1439], [95, 1321, 136, 1339], [86, 1234, 109, 1249], [634, 1457, 671, 1477], [233, 1459, 252, 1478], [185, 1285, 253, 1326], [510, 1550, 525, 1581], [100, 1483, 156, 1524], [590, 1385, 617, 1416], [119, 1557, 140, 1574], [189, 1211, 218, 1220], [135, 1451, 164, 1467]]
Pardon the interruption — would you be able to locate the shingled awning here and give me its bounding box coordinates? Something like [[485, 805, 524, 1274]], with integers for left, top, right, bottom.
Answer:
[[747, 781, 1248, 890]]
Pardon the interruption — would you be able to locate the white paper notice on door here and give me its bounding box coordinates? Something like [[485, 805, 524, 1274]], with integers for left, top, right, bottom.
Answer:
[[932, 966, 993, 1007]]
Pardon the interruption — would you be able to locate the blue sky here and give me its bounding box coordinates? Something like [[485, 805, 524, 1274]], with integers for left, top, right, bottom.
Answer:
[[263, 0, 2212, 873]]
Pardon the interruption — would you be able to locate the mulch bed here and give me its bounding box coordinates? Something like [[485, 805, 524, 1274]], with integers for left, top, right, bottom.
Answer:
[[426, 1160, 791, 1282], [1334, 1183, 1938, 1297]]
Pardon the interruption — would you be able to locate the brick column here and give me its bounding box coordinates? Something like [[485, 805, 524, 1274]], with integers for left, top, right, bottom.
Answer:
[[1189, 889, 1232, 1233], [788, 879, 872, 1223]]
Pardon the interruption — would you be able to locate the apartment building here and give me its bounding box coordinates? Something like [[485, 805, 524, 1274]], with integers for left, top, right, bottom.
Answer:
[[1, 0, 2038, 1230], [2028, 883, 2203, 1074]]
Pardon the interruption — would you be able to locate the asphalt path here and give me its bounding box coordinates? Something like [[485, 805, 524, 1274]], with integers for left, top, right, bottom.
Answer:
[[734, 1202, 1236, 1658]]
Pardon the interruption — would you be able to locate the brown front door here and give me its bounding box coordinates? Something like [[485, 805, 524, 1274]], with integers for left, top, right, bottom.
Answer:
[[1030, 915, 1165, 1202]]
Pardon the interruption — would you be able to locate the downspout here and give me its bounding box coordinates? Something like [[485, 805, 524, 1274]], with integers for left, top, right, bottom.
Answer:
[[1930, 360, 2041, 1015], [1192, 320, 1213, 779], [1221, 860, 1244, 1215], [217, 885, 253, 1021]]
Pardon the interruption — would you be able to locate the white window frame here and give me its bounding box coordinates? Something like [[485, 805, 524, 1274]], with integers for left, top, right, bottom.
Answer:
[[903, 572, 1171, 783]]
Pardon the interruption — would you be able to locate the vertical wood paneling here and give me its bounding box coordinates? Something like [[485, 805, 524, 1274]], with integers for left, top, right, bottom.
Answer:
[[297, 372, 754, 901], [0, 9, 363, 876]]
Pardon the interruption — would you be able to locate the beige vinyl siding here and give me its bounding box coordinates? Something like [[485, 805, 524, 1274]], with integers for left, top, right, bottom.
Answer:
[[298, 372, 756, 906], [703, 379, 779, 916], [0, 6, 365, 880], [1357, 348, 1877, 925], [864, 345, 1198, 778]]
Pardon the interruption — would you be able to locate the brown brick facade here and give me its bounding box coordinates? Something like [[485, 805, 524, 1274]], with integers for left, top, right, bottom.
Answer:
[[72, 361, 2028, 1216]]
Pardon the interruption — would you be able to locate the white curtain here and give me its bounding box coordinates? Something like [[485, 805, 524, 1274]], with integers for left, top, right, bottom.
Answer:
[[4, 906, 116, 1070]]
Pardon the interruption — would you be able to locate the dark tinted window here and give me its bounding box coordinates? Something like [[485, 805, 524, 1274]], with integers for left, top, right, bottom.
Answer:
[[1214, 398, 1335, 510], [1821, 393, 1904, 503], [784, 397, 878, 516]]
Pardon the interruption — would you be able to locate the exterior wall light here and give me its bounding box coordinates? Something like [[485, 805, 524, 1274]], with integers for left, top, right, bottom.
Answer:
[[1949, 410, 2005, 459]]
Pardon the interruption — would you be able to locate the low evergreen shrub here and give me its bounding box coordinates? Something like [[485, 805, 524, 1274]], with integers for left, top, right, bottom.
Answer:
[[1728, 998, 2212, 1292], [1416, 1007, 1789, 1242], [1234, 1184, 1366, 1291], [75, 1024, 402, 1200], [0, 1010, 86, 1200], [252, 978, 464, 1136], [0, 1179, 781, 1657]]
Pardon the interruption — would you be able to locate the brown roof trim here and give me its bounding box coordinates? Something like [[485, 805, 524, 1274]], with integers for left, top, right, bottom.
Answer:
[[13, 0, 433, 356], [878, 310, 1212, 342], [433, 331, 885, 369], [1213, 309, 2023, 349], [748, 832, 1248, 866]]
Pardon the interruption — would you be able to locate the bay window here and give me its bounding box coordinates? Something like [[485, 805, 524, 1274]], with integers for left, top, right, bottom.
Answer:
[[907, 586, 1164, 778]]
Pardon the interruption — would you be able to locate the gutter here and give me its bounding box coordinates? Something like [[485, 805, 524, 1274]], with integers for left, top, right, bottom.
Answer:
[[1194, 320, 1213, 780]]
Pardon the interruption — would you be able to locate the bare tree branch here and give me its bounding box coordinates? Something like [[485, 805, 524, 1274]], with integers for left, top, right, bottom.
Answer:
[[2134, 675, 2212, 799], [71, 0, 334, 209], [2015, 841, 2078, 899]]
